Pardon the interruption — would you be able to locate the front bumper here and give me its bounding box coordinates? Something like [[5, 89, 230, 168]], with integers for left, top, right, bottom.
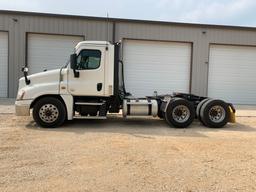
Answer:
[[15, 99, 33, 116]]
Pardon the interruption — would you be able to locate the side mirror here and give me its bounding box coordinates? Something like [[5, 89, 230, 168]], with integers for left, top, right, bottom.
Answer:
[[21, 66, 30, 85], [70, 54, 79, 78], [22, 67, 29, 73]]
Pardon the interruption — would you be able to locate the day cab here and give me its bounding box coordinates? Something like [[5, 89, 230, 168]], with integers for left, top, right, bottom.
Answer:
[[15, 41, 236, 128]]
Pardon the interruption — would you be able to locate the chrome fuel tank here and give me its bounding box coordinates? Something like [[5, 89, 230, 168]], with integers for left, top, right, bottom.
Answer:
[[123, 99, 158, 117]]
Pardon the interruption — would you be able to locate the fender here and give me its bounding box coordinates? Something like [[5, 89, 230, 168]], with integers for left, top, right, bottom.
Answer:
[[61, 94, 74, 120]]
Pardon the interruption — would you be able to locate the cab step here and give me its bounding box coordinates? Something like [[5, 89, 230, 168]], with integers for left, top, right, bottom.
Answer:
[[73, 115, 107, 120], [75, 102, 105, 106]]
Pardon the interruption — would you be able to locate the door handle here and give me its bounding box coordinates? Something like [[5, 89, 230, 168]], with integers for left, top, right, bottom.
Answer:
[[97, 83, 103, 91]]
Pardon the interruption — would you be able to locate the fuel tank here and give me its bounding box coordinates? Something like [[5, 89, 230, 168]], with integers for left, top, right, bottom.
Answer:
[[123, 98, 158, 117]]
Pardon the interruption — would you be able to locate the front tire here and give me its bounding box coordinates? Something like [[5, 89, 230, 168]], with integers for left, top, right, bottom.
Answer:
[[164, 98, 195, 128], [33, 97, 66, 128]]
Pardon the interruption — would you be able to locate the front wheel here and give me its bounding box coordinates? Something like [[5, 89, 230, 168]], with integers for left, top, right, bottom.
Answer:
[[33, 97, 66, 128], [164, 98, 195, 128]]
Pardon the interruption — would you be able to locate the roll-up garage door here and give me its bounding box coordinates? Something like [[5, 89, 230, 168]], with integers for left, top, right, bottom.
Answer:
[[208, 45, 256, 104], [0, 32, 8, 97], [123, 40, 191, 97], [27, 34, 83, 74]]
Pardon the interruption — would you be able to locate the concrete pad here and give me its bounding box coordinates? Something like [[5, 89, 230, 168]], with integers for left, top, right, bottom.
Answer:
[[1, 114, 256, 192], [0, 98, 15, 114], [235, 105, 256, 117]]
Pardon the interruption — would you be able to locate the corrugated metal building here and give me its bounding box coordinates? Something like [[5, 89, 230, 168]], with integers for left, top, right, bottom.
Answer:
[[0, 10, 256, 104]]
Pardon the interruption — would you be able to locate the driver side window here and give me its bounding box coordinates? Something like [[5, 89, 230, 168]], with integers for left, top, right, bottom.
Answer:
[[76, 49, 101, 70]]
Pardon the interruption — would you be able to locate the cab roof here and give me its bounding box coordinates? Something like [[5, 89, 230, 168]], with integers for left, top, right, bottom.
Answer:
[[75, 41, 112, 49]]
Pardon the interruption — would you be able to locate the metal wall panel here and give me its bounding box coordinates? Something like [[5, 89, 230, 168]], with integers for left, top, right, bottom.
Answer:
[[0, 32, 8, 97], [0, 11, 256, 98], [0, 13, 113, 97], [115, 22, 256, 96]]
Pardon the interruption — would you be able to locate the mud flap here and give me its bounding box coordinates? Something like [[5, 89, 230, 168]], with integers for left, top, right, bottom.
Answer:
[[229, 106, 236, 123]]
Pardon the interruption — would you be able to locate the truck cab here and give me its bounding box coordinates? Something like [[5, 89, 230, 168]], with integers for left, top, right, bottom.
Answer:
[[15, 41, 236, 128], [16, 41, 119, 125], [67, 41, 115, 97]]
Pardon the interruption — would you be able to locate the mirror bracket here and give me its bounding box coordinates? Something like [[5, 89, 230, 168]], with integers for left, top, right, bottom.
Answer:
[[21, 67, 31, 85], [74, 70, 80, 78]]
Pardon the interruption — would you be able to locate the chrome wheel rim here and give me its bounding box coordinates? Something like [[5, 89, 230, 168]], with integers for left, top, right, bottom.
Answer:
[[39, 104, 59, 123], [172, 105, 190, 123], [209, 105, 225, 123]]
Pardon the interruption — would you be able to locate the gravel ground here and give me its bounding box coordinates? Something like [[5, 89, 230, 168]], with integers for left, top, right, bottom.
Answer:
[[0, 114, 256, 192]]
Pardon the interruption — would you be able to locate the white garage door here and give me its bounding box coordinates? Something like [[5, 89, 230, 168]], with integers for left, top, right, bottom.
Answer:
[[208, 45, 256, 105], [123, 40, 191, 97], [28, 34, 83, 74], [0, 32, 8, 97]]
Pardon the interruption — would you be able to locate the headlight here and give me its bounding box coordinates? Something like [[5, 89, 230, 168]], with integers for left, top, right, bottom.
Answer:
[[17, 90, 25, 100]]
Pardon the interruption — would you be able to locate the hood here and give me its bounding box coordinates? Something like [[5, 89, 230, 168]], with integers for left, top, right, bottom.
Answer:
[[17, 69, 64, 100], [18, 69, 61, 90]]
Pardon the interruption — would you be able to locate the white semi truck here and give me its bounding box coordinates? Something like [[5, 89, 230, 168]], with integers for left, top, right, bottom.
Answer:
[[15, 41, 236, 128]]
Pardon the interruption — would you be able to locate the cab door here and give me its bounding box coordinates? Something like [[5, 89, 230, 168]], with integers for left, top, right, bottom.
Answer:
[[67, 47, 105, 96]]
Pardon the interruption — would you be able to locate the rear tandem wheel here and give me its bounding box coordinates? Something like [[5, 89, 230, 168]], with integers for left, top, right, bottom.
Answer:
[[199, 99, 229, 128], [164, 98, 195, 128]]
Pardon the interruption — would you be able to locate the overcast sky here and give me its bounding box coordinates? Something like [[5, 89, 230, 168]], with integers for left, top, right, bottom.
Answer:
[[0, 0, 256, 26]]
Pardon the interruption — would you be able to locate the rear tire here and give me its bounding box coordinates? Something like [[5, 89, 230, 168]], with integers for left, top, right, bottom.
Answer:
[[196, 98, 210, 125], [200, 99, 229, 128], [164, 98, 195, 128], [33, 97, 66, 128]]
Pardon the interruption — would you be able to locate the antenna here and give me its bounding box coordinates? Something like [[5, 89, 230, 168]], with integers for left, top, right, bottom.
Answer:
[[105, 12, 109, 49], [106, 12, 110, 41]]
